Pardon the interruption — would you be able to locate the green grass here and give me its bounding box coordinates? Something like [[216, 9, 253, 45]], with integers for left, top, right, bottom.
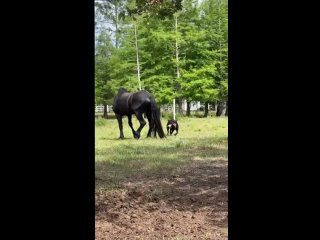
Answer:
[[95, 116, 228, 190]]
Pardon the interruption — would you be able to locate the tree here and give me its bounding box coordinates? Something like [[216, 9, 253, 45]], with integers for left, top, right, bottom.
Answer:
[[174, 0, 222, 116], [95, 0, 127, 48], [127, 0, 183, 18], [95, 31, 114, 118], [200, 0, 228, 116], [94, 0, 228, 118]]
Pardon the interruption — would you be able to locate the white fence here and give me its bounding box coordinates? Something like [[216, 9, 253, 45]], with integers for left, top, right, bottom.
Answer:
[[95, 101, 206, 114], [95, 105, 113, 113], [162, 101, 203, 111]]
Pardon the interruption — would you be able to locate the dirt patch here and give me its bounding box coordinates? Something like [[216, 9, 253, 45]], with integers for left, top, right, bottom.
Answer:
[[96, 160, 228, 240]]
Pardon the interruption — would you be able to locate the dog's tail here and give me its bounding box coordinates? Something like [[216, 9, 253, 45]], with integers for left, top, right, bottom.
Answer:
[[150, 100, 166, 138]]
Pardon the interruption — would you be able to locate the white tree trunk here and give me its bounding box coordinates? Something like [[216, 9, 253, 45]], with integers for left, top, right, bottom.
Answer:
[[173, 13, 180, 120], [218, 0, 222, 61], [173, 98, 176, 120], [134, 22, 142, 90], [115, 4, 119, 49]]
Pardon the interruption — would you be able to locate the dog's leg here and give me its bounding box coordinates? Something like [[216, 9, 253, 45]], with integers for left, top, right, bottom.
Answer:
[[174, 124, 179, 135]]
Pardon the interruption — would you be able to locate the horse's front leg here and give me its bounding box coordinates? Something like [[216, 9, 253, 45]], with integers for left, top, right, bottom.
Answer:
[[134, 112, 147, 139], [128, 114, 139, 139], [115, 114, 124, 139]]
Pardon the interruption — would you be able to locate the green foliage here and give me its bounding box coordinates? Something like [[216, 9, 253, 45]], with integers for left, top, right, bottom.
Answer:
[[95, 31, 114, 105], [126, 0, 183, 18], [95, 0, 228, 107]]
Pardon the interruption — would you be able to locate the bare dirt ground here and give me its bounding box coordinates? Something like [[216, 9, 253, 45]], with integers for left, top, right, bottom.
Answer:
[[95, 159, 228, 240]]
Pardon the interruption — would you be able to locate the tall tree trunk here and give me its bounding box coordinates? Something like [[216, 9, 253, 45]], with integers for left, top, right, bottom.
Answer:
[[177, 98, 183, 114], [173, 98, 176, 120], [115, 5, 118, 49], [218, 0, 222, 62], [225, 101, 228, 116], [212, 102, 216, 111], [204, 101, 209, 117], [103, 104, 108, 119], [173, 13, 180, 121], [134, 22, 141, 90], [216, 101, 224, 117], [186, 101, 191, 116]]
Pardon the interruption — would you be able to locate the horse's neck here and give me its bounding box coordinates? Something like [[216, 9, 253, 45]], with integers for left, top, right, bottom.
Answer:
[[120, 92, 131, 98]]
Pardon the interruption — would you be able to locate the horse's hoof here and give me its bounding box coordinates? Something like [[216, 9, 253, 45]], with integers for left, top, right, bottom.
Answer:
[[135, 132, 140, 139], [134, 132, 140, 139]]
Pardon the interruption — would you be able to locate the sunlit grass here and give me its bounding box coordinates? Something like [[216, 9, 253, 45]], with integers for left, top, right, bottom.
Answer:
[[95, 116, 228, 190]]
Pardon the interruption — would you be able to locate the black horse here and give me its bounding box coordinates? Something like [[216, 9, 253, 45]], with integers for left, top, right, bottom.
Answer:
[[112, 88, 166, 139]]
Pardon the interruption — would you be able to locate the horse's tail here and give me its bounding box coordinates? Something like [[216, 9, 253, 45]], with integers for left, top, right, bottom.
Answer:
[[150, 100, 166, 138]]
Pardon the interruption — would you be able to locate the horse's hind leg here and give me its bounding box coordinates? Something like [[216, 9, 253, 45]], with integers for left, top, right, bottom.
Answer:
[[128, 114, 139, 139], [134, 112, 147, 139], [115, 114, 124, 139], [146, 111, 155, 138]]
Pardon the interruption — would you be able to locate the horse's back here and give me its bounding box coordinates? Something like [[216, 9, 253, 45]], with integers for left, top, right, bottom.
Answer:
[[113, 89, 155, 114], [132, 90, 152, 102], [131, 90, 153, 110]]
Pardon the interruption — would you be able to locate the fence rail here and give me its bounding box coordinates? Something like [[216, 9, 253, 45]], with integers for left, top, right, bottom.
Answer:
[[95, 102, 207, 113], [95, 105, 113, 113]]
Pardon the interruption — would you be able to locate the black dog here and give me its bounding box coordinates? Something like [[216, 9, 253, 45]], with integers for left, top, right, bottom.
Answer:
[[167, 119, 179, 135]]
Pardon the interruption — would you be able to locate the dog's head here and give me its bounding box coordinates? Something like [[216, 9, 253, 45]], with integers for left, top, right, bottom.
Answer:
[[167, 120, 177, 129]]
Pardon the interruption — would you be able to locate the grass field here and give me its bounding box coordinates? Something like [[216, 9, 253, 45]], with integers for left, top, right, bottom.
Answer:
[[95, 116, 228, 189]]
